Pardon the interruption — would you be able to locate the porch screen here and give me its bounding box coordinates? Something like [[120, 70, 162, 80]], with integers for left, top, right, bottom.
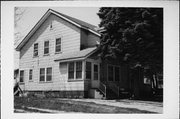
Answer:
[[94, 64, 98, 80], [86, 62, 91, 79], [68, 62, 74, 79], [108, 65, 113, 81], [76, 61, 82, 79], [115, 67, 120, 81]]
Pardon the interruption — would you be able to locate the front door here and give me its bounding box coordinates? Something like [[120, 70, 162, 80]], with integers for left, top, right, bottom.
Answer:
[[91, 63, 100, 88]]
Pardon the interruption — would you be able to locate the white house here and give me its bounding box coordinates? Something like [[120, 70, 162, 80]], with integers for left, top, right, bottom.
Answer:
[[15, 9, 130, 99]]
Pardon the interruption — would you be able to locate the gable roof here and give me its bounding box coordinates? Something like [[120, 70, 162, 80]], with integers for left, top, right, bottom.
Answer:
[[16, 9, 101, 51]]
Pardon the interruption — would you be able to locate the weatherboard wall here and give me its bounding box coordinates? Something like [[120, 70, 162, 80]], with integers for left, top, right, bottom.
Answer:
[[19, 14, 85, 91]]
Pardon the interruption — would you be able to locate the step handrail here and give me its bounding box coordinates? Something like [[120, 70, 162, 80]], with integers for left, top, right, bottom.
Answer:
[[99, 82, 106, 99]]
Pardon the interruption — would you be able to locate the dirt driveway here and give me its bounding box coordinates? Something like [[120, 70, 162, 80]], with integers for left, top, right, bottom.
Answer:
[[60, 98, 163, 113]]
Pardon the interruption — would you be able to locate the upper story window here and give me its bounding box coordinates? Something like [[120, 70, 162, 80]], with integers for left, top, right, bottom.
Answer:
[[44, 41, 49, 55], [55, 38, 61, 53], [33, 43, 38, 57], [93, 64, 98, 80], [20, 70, 24, 83]]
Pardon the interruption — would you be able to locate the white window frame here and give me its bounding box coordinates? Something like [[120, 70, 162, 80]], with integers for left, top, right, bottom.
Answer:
[[39, 67, 53, 82], [33, 43, 38, 57], [85, 61, 92, 80], [93, 64, 99, 80], [44, 41, 49, 55], [55, 38, 61, 53], [19, 70, 25, 83], [68, 61, 83, 80], [107, 64, 121, 82], [29, 69, 33, 81]]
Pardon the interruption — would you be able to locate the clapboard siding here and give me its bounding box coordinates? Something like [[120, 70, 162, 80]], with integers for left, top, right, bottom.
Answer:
[[19, 14, 84, 91], [80, 30, 100, 48], [87, 32, 100, 47]]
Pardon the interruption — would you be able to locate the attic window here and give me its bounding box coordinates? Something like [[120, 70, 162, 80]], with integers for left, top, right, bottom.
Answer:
[[50, 21, 53, 30], [33, 43, 38, 57]]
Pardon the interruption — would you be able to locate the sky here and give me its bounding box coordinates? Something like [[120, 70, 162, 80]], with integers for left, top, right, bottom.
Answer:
[[15, 7, 101, 45]]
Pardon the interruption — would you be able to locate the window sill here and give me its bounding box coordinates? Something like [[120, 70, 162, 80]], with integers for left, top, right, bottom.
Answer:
[[19, 82, 25, 84], [43, 54, 50, 56], [55, 51, 62, 54], [39, 81, 53, 83], [33, 56, 39, 58], [68, 79, 83, 82], [29, 80, 33, 82]]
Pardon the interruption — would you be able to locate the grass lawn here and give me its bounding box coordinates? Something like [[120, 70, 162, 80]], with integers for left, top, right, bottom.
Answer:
[[14, 97, 156, 113]]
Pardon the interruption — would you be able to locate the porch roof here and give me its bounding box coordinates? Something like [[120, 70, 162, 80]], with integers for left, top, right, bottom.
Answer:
[[54, 47, 97, 62]]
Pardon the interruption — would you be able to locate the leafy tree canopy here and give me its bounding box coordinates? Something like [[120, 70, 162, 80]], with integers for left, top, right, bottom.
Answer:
[[97, 8, 163, 73]]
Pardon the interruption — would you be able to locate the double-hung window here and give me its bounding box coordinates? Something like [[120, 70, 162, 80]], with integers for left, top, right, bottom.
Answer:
[[20, 70, 24, 83], [29, 69, 33, 81], [55, 38, 61, 53], [40, 68, 45, 82], [44, 41, 49, 55], [39, 68, 52, 82], [46, 67, 52, 81], [33, 43, 38, 57], [68, 61, 82, 80]]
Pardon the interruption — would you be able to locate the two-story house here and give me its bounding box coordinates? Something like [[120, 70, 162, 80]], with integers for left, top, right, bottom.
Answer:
[[15, 9, 130, 99]]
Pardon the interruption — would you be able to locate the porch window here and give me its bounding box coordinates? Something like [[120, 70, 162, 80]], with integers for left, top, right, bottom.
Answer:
[[94, 64, 98, 80], [55, 38, 61, 53], [40, 68, 45, 82], [115, 67, 120, 81], [29, 69, 33, 81], [46, 67, 52, 81], [20, 70, 24, 83], [86, 62, 91, 79], [33, 43, 38, 57], [108, 65, 113, 81], [76, 61, 82, 79], [68, 62, 74, 79], [44, 41, 49, 54]]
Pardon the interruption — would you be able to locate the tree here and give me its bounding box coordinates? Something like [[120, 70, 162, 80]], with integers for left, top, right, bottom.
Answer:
[[97, 8, 163, 75], [14, 7, 26, 44]]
